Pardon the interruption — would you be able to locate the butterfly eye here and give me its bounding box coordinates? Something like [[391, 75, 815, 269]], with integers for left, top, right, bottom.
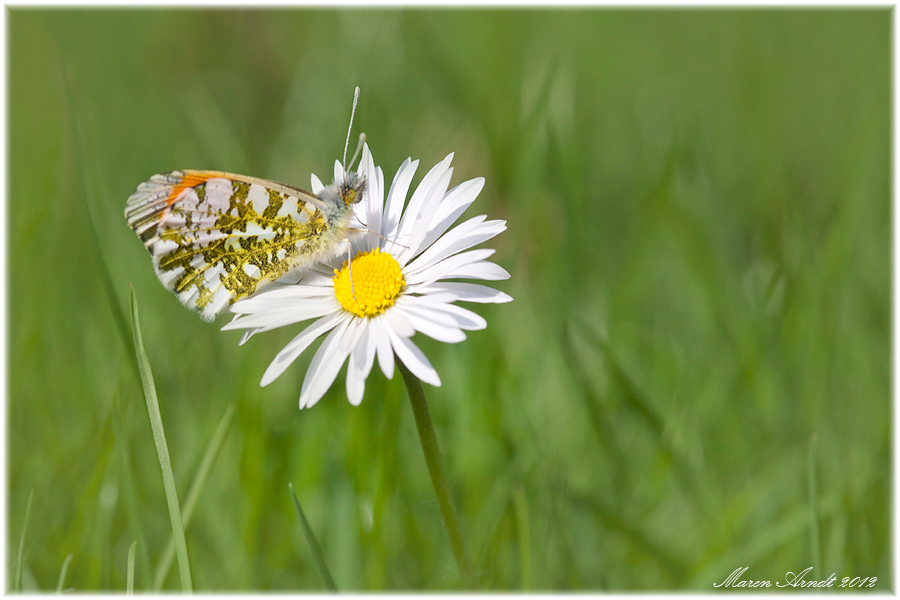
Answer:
[[340, 173, 367, 205]]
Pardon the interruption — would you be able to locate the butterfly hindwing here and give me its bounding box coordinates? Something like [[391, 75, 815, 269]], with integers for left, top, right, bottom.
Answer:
[[125, 170, 332, 321]]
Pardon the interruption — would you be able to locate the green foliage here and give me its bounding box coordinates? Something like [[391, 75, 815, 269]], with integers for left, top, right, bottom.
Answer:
[[126, 542, 136, 595], [7, 8, 890, 591], [12, 489, 33, 592], [55, 553, 73, 594], [129, 288, 193, 593], [289, 484, 337, 592]]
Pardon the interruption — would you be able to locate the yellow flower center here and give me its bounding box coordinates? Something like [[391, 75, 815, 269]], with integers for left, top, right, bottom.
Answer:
[[333, 248, 405, 318]]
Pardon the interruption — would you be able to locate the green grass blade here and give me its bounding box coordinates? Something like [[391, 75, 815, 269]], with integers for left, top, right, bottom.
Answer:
[[575, 319, 709, 509], [129, 286, 193, 593], [152, 404, 236, 591], [582, 324, 665, 436], [112, 393, 153, 586], [126, 542, 137, 595], [571, 490, 687, 580], [512, 486, 531, 591], [13, 489, 34, 593], [289, 483, 337, 592], [563, 322, 631, 477], [808, 435, 822, 576], [55, 554, 73, 594]]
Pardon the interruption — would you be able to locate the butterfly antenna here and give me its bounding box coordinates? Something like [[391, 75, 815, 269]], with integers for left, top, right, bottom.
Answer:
[[342, 86, 361, 170], [348, 132, 366, 170]]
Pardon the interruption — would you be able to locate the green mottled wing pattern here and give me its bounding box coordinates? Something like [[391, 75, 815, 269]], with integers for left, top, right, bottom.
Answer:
[[124, 170, 337, 321]]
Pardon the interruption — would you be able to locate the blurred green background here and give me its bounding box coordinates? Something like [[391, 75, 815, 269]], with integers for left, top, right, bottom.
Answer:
[[8, 8, 890, 592]]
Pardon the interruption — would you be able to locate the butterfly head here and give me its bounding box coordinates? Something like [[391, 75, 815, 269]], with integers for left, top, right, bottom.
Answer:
[[339, 171, 366, 206], [318, 171, 367, 214]]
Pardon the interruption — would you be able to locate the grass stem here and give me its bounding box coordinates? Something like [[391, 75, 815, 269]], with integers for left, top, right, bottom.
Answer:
[[808, 434, 822, 576], [112, 393, 153, 585], [512, 486, 531, 591], [55, 554, 73, 594], [126, 542, 137, 595], [397, 359, 479, 589], [289, 484, 338, 591], [129, 287, 193, 593], [13, 489, 34, 593], [152, 405, 236, 590]]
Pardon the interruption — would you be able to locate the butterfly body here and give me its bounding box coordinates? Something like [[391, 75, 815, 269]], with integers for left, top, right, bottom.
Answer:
[[125, 169, 365, 321]]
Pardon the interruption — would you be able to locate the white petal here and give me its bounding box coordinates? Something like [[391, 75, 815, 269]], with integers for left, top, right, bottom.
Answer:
[[260, 312, 347, 386], [275, 268, 336, 287], [371, 316, 395, 379], [387, 328, 441, 387], [395, 297, 462, 327], [334, 160, 344, 184], [405, 217, 506, 274], [412, 300, 487, 331], [311, 173, 325, 194], [308, 264, 342, 280], [358, 325, 378, 380], [440, 260, 511, 282], [222, 299, 339, 332], [396, 154, 454, 254], [419, 177, 486, 251], [404, 248, 496, 286], [239, 328, 260, 346], [339, 316, 368, 353], [385, 308, 415, 338], [230, 286, 334, 314], [345, 357, 366, 406], [348, 227, 378, 259], [398, 168, 454, 263], [382, 158, 418, 242], [346, 326, 374, 406], [414, 282, 513, 304], [396, 306, 466, 343], [375, 166, 385, 221], [226, 313, 261, 345], [358, 144, 383, 235], [299, 318, 354, 409]]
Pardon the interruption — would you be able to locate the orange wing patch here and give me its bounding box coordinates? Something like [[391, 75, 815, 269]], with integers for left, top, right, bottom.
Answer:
[[166, 171, 218, 206]]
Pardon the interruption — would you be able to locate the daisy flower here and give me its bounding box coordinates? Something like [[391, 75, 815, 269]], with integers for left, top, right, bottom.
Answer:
[[222, 144, 511, 409]]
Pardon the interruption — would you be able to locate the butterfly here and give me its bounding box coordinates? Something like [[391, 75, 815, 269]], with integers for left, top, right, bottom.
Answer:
[[125, 88, 367, 322], [124, 169, 366, 321]]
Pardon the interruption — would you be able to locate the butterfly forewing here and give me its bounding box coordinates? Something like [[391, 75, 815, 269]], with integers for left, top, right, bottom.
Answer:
[[125, 170, 331, 321]]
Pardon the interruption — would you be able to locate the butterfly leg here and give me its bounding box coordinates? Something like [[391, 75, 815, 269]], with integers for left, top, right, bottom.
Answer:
[[295, 261, 313, 285], [352, 217, 410, 250]]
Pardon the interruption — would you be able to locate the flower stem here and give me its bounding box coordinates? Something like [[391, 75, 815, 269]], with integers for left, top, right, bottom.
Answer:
[[397, 360, 479, 589]]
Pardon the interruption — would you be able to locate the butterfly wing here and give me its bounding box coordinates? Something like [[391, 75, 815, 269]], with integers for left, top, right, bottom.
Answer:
[[125, 170, 333, 321]]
